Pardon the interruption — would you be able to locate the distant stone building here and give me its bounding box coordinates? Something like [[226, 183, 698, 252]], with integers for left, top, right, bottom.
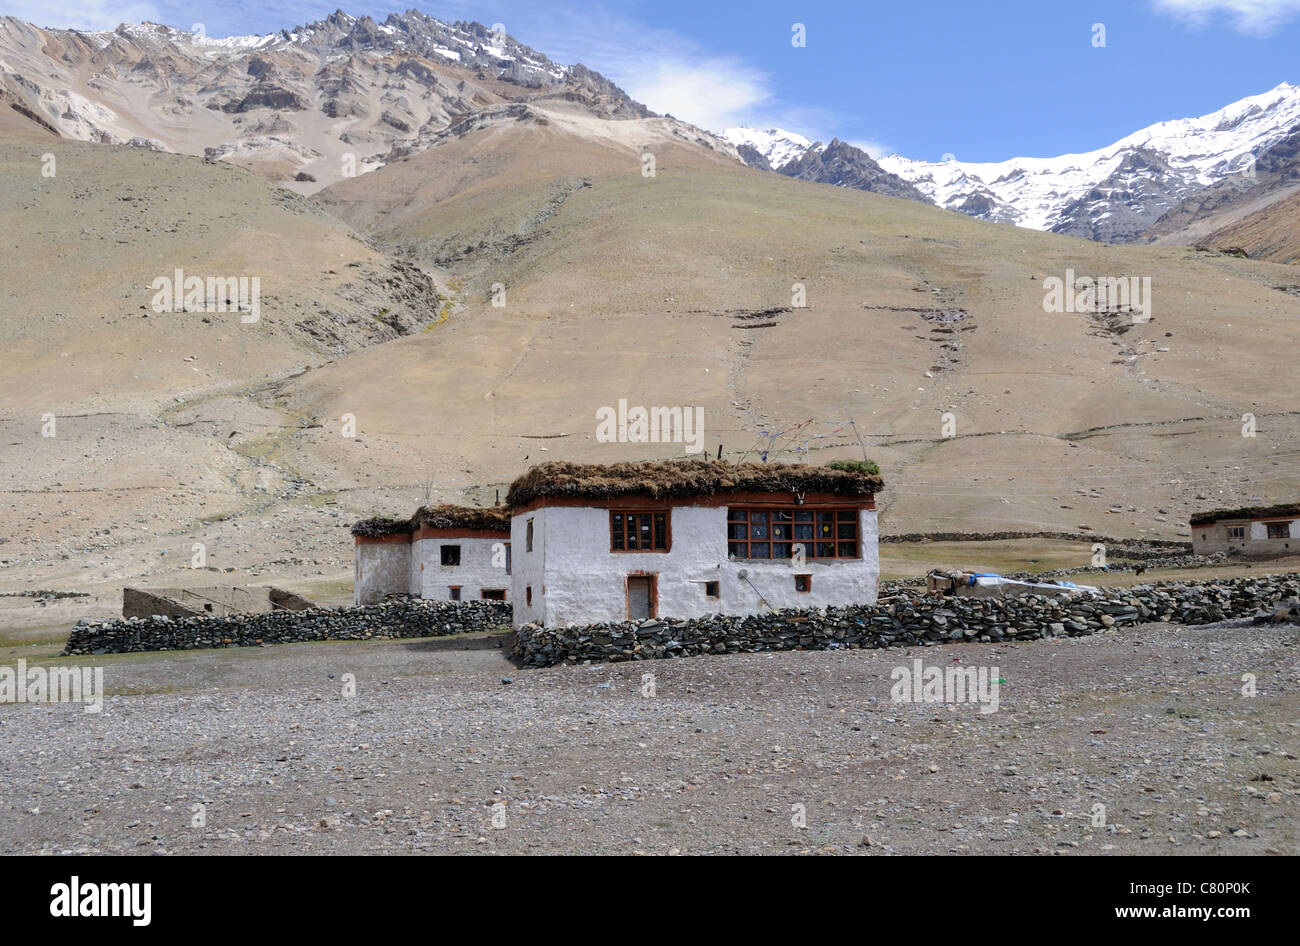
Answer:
[[1190, 504, 1300, 558], [122, 586, 314, 619], [505, 459, 883, 628], [351, 505, 511, 605]]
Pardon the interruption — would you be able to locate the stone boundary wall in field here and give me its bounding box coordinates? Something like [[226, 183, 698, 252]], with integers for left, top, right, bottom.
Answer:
[[880, 530, 1192, 552], [512, 574, 1300, 667], [62, 599, 512, 655]]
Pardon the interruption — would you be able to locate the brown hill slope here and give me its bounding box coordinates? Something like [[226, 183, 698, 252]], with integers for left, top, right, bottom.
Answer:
[[3, 107, 1298, 602], [1199, 188, 1300, 265], [301, 108, 1300, 542], [0, 132, 446, 592]]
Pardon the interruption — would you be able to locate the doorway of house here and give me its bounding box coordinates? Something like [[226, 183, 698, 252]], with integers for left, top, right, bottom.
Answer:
[[627, 575, 656, 620]]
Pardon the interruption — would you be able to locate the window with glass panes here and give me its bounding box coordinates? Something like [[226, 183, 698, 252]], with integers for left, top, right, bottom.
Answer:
[[727, 507, 860, 560], [610, 511, 670, 551]]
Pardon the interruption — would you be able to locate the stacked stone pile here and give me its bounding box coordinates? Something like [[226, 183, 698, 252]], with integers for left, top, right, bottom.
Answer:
[[513, 574, 1300, 667], [62, 598, 511, 655]]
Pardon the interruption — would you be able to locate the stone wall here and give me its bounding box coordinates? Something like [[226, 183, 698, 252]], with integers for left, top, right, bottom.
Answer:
[[512, 574, 1300, 667], [122, 585, 315, 619], [63, 599, 512, 655], [880, 530, 1192, 552]]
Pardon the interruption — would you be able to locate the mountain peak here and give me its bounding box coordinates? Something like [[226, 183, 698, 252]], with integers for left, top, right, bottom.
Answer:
[[877, 80, 1300, 238]]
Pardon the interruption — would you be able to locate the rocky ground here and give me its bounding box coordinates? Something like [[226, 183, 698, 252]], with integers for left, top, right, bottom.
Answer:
[[1, 617, 1295, 855]]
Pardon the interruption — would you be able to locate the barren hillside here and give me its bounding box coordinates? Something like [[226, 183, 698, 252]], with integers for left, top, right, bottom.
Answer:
[[2, 74, 1298, 604]]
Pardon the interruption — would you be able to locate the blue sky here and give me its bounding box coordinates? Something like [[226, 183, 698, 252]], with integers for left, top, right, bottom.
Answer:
[[6, 0, 1299, 161]]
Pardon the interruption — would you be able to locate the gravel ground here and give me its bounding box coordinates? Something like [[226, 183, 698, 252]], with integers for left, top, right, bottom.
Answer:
[[1, 621, 1296, 855]]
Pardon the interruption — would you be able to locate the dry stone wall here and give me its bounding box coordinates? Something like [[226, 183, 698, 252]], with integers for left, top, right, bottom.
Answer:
[[63, 599, 511, 655], [512, 574, 1300, 667]]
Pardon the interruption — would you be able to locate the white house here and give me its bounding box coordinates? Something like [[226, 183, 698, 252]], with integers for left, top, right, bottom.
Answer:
[[352, 505, 511, 605], [505, 459, 883, 628], [1191, 503, 1299, 558]]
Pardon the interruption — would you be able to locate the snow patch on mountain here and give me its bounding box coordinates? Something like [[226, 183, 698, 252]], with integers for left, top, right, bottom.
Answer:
[[878, 82, 1300, 233], [723, 127, 819, 171]]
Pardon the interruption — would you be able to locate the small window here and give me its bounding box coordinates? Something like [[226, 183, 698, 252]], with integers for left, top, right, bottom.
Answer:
[[526, 519, 534, 552], [1266, 522, 1290, 539], [526, 585, 533, 606], [1227, 526, 1245, 540], [441, 544, 461, 566], [795, 574, 811, 593], [448, 586, 461, 601], [481, 588, 506, 601], [704, 581, 720, 598], [504, 542, 512, 575]]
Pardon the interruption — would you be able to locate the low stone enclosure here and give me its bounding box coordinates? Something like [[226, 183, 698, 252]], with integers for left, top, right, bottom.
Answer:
[[61, 575, 1300, 663], [511, 574, 1300, 667], [62, 599, 511, 655], [122, 586, 315, 619]]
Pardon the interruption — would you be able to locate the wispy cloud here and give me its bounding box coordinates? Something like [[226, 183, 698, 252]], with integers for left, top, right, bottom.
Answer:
[[846, 139, 894, 159], [0, 0, 334, 33], [489, 4, 778, 132], [622, 58, 771, 130], [2, 0, 164, 31], [1152, 0, 1300, 35]]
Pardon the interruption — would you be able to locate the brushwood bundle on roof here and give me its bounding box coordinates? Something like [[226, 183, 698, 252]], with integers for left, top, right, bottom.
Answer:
[[1190, 503, 1300, 526], [505, 458, 883, 508], [351, 504, 511, 537]]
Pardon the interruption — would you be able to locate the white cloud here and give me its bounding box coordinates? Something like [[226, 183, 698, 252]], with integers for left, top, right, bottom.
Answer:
[[621, 58, 772, 131], [1152, 0, 1300, 34]]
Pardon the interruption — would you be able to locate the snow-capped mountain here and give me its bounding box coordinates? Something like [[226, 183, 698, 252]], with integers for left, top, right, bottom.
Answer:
[[726, 83, 1300, 243], [722, 127, 817, 171], [723, 128, 926, 203], [0, 9, 656, 189], [876, 82, 1300, 242]]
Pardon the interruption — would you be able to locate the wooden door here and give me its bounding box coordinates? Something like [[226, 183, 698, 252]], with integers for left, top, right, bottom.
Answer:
[[627, 576, 655, 619]]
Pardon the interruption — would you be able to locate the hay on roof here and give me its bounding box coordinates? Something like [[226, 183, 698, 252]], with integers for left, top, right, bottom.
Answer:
[[1190, 502, 1300, 526], [505, 459, 883, 508], [350, 515, 412, 538], [412, 504, 511, 531], [351, 503, 510, 537]]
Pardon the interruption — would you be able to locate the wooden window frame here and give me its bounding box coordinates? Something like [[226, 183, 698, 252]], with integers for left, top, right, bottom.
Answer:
[[448, 586, 462, 601], [480, 588, 506, 601], [794, 574, 812, 592], [1227, 526, 1246, 540], [1265, 521, 1291, 539], [704, 580, 720, 598], [609, 510, 671, 553], [727, 506, 861, 560]]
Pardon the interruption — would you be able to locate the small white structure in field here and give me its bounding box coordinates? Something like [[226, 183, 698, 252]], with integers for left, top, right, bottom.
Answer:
[[506, 459, 883, 628], [351, 505, 511, 605]]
